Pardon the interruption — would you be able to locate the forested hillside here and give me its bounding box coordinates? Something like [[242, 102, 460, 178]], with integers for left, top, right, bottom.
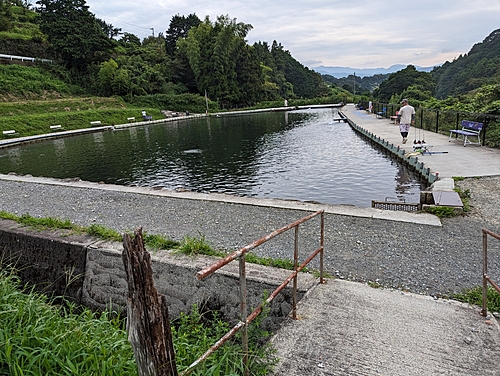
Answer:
[[0, 0, 347, 110], [369, 28, 500, 116], [322, 73, 390, 96], [432, 29, 500, 99]]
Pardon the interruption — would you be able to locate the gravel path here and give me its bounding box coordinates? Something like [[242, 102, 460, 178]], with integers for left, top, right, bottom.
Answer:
[[1, 175, 499, 297]]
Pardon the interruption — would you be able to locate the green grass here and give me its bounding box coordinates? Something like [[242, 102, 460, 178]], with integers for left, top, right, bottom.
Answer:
[[0, 93, 164, 138], [86, 223, 122, 242], [0, 211, 308, 274], [0, 270, 278, 375], [173, 304, 277, 375], [0, 270, 137, 375], [451, 285, 500, 313]]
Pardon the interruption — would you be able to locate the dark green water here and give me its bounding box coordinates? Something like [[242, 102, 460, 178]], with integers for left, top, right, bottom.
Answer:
[[0, 108, 425, 207]]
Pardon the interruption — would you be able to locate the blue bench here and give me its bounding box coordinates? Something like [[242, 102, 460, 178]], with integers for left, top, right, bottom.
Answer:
[[142, 115, 153, 121], [449, 120, 483, 146], [376, 107, 387, 118]]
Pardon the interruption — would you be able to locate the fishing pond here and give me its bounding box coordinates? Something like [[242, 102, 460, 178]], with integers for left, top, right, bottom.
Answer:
[[0, 108, 426, 207]]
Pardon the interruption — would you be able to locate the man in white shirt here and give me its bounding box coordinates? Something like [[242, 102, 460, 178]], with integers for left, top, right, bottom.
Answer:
[[398, 99, 415, 144]]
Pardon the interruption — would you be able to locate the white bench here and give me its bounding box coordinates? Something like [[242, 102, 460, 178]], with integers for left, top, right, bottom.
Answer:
[[127, 117, 135, 122], [90, 121, 102, 126], [2, 130, 16, 136], [50, 125, 62, 130], [449, 120, 483, 146]]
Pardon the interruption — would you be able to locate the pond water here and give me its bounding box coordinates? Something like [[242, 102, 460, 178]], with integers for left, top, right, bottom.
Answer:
[[0, 108, 426, 207]]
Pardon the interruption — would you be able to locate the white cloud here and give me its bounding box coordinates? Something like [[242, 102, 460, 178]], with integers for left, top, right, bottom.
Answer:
[[85, 0, 500, 69]]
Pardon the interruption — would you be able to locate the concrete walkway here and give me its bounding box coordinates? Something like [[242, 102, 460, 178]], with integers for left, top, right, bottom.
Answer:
[[270, 105, 500, 375], [271, 279, 500, 375], [342, 104, 500, 179]]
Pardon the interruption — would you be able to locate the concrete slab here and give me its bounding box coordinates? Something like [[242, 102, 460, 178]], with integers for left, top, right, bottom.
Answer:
[[432, 191, 463, 207], [271, 279, 500, 376]]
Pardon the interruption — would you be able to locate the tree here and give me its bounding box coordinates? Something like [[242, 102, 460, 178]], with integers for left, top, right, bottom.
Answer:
[[165, 13, 201, 56], [373, 65, 435, 103], [178, 15, 257, 108], [36, 0, 114, 71], [432, 29, 500, 98]]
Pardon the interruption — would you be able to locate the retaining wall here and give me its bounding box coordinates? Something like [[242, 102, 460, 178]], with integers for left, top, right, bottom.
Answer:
[[0, 219, 316, 329]]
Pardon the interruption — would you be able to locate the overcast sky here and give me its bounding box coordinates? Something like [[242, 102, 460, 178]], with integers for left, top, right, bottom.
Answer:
[[84, 0, 500, 70]]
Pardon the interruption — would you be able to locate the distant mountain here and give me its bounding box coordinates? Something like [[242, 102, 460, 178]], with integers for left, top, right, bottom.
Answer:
[[312, 64, 436, 78]]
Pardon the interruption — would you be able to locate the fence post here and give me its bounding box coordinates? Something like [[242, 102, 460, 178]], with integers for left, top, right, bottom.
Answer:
[[482, 118, 488, 146], [482, 230, 489, 316], [239, 254, 249, 375], [320, 212, 325, 284], [122, 228, 178, 376], [293, 225, 299, 319], [435, 110, 440, 133]]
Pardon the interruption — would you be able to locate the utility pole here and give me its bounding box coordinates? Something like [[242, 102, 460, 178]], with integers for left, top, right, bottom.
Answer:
[[150, 28, 154, 37], [353, 72, 356, 96]]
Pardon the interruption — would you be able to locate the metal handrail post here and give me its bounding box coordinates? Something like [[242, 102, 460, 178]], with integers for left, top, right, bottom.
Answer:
[[482, 230, 488, 316], [293, 225, 299, 320], [239, 254, 249, 375], [320, 211, 325, 284]]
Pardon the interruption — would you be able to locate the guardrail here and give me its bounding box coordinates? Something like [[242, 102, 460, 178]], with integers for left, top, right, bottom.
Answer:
[[180, 209, 325, 376], [0, 53, 54, 64], [481, 228, 500, 316]]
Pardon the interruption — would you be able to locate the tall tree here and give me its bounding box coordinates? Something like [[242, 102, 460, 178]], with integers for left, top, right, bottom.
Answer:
[[178, 15, 256, 108], [36, 0, 114, 71], [165, 13, 201, 56]]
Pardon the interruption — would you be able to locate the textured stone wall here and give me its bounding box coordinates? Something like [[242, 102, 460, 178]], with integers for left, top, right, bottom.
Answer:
[[0, 219, 316, 328]]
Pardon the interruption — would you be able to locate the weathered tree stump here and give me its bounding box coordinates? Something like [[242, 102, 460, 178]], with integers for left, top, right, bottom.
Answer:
[[122, 227, 178, 376]]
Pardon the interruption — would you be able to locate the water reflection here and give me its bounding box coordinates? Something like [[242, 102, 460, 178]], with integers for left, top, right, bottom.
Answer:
[[0, 108, 425, 207]]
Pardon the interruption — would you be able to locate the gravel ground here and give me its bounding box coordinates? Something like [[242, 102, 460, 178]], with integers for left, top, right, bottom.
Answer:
[[1, 175, 499, 298]]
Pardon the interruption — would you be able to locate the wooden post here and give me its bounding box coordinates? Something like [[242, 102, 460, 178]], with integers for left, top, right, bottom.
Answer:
[[122, 227, 178, 376]]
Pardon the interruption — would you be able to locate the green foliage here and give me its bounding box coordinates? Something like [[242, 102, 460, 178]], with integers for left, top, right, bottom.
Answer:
[[165, 13, 201, 56], [323, 73, 389, 94], [178, 234, 217, 256], [0, 211, 79, 231], [178, 14, 259, 109], [36, 0, 115, 71], [373, 65, 435, 103], [0, 270, 137, 375], [433, 29, 500, 99], [0, 270, 278, 375], [452, 285, 500, 313], [130, 93, 219, 114], [245, 253, 296, 270], [454, 187, 471, 212], [87, 223, 122, 242], [173, 304, 277, 375], [423, 205, 458, 218], [0, 64, 77, 99], [143, 233, 181, 251]]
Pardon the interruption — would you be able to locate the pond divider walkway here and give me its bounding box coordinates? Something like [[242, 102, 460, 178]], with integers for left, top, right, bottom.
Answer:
[[342, 104, 500, 181]]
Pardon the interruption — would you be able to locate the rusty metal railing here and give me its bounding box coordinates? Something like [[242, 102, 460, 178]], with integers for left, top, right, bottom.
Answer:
[[481, 228, 500, 316], [179, 210, 325, 376]]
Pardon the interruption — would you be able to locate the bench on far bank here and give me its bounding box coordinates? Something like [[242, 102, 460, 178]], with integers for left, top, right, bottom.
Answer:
[[2, 130, 17, 137]]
